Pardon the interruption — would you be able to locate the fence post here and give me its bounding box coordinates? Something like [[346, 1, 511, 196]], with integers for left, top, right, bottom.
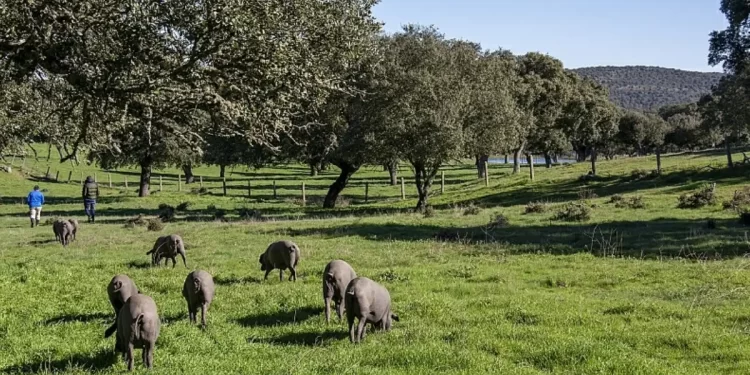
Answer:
[[528, 154, 535, 181], [178, 174, 182, 192], [45, 166, 50, 178], [80, 172, 83, 185], [302, 182, 306, 206], [273, 180, 277, 199], [365, 182, 369, 203], [108, 173, 112, 188], [67, 171, 72, 183], [94, 173, 97, 183], [159, 175, 163, 192], [125, 176, 128, 189], [401, 177, 405, 200], [199, 175, 203, 187], [247, 180, 252, 198], [10, 155, 15, 166], [21, 157, 26, 170], [222, 176, 227, 196], [441, 171, 445, 194], [484, 162, 490, 187], [55, 170, 60, 182]]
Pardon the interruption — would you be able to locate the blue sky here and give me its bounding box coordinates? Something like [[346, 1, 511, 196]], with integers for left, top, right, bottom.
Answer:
[[373, 0, 728, 72]]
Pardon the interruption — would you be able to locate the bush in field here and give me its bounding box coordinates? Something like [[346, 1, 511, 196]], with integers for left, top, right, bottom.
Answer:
[[678, 184, 716, 209], [524, 201, 548, 214], [723, 187, 750, 212], [553, 203, 591, 222]]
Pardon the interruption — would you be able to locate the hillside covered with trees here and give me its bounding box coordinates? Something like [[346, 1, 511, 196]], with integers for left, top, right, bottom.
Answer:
[[573, 66, 723, 110]]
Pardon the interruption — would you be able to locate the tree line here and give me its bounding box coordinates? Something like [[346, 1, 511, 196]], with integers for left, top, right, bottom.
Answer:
[[0, 0, 744, 211]]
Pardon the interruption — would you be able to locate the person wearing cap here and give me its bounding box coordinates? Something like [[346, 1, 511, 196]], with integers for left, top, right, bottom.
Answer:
[[82, 176, 99, 222], [27, 185, 44, 228]]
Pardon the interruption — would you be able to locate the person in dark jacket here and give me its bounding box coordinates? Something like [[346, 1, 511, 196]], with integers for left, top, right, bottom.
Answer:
[[27, 185, 44, 228], [82, 176, 99, 223]]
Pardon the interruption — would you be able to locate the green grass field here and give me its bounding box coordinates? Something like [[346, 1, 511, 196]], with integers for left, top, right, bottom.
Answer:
[[2, 147, 750, 374]]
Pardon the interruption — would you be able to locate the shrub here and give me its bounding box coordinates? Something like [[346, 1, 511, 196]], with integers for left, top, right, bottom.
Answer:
[[422, 206, 436, 218], [176, 202, 191, 211], [614, 195, 646, 209], [608, 194, 625, 204], [146, 218, 165, 232], [630, 169, 658, 181], [524, 201, 547, 214], [577, 187, 598, 200], [207, 204, 217, 211], [191, 187, 209, 195], [723, 187, 750, 212], [487, 214, 509, 228], [678, 183, 717, 209], [158, 205, 176, 222], [553, 203, 591, 222], [213, 209, 227, 221], [463, 204, 482, 216], [126, 214, 149, 226], [238, 207, 264, 221]]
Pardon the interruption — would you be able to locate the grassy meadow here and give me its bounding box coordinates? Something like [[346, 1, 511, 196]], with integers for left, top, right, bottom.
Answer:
[[2, 147, 750, 374]]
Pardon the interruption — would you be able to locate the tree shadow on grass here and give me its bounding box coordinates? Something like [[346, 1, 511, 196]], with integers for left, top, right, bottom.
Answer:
[[1, 348, 117, 373], [252, 330, 348, 347], [214, 275, 262, 286], [44, 312, 111, 325], [234, 307, 323, 328], [285, 218, 750, 259]]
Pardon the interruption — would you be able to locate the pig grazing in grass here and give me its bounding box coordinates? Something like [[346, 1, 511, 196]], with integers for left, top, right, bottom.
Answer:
[[115, 294, 161, 371], [259, 240, 300, 282], [345, 277, 399, 343], [182, 270, 215, 329], [323, 260, 357, 323]]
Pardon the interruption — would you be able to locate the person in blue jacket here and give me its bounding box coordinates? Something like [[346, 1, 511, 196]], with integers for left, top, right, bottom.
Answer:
[[27, 185, 44, 228]]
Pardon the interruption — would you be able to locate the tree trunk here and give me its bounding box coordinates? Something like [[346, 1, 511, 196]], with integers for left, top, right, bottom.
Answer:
[[505, 155, 509, 164], [219, 164, 226, 178], [387, 161, 398, 186], [323, 163, 360, 208], [553, 154, 559, 164], [309, 163, 318, 177], [590, 147, 598, 176], [476, 155, 488, 178], [726, 138, 734, 168], [575, 145, 588, 162], [182, 163, 195, 184], [656, 147, 662, 175], [527, 153, 535, 180], [139, 160, 152, 197], [414, 163, 438, 212], [513, 142, 526, 174], [47, 143, 52, 162], [544, 152, 552, 168]]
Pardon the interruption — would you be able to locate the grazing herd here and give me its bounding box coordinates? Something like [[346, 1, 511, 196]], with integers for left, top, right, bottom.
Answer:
[[53, 229, 401, 371]]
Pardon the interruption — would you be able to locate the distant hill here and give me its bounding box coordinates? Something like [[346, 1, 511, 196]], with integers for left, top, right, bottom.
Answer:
[[572, 66, 724, 110]]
